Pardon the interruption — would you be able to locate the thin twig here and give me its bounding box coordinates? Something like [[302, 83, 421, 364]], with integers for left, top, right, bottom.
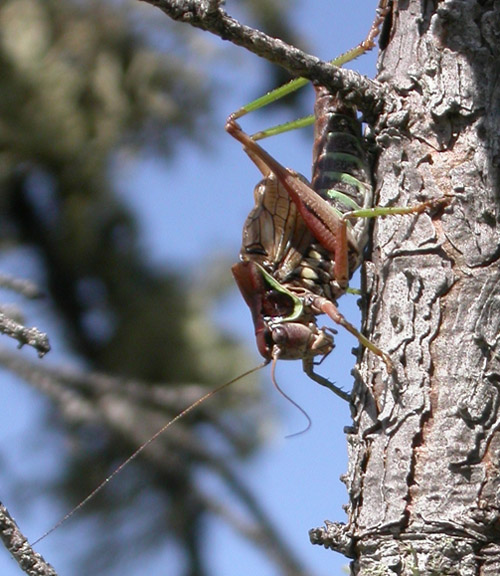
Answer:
[[0, 275, 44, 299], [0, 502, 58, 576], [138, 0, 390, 117], [0, 313, 50, 357]]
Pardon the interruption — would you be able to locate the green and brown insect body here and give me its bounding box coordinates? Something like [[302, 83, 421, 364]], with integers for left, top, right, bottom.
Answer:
[[231, 142, 336, 367], [228, 88, 393, 390], [232, 88, 374, 310], [283, 85, 374, 305]]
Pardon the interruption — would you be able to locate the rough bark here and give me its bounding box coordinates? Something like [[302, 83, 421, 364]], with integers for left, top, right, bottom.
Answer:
[[312, 2, 500, 574]]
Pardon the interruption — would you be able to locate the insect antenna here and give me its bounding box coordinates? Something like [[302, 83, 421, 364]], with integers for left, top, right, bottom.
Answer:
[[31, 361, 268, 546], [270, 354, 312, 438]]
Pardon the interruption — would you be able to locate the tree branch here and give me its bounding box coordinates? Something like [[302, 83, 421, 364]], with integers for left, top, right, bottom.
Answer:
[[0, 275, 44, 299], [0, 503, 58, 576], [138, 0, 390, 117], [0, 313, 50, 357]]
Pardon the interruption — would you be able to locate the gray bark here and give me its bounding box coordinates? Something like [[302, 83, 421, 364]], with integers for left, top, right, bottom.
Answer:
[[312, 2, 500, 574]]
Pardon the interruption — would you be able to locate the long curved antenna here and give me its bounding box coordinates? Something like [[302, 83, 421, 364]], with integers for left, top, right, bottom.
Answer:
[[31, 361, 269, 546], [270, 355, 312, 438]]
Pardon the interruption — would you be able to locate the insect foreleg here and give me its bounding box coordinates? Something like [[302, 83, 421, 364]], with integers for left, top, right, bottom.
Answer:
[[309, 294, 393, 373]]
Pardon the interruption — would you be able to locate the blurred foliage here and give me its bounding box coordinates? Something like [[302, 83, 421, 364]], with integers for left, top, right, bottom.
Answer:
[[0, 0, 211, 378], [0, 1, 307, 575]]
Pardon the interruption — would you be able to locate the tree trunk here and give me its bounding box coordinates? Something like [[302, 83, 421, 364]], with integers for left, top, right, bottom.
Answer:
[[313, 1, 500, 574]]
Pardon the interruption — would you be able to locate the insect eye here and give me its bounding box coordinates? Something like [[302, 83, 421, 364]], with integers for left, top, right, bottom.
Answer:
[[271, 325, 288, 346]]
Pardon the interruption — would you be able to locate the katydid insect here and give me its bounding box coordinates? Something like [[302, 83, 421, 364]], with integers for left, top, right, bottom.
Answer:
[[227, 0, 442, 392], [228, 85, 392, 401], [31, 88, 378, 551], [33, 79, 371, 550], [226, 0, 396, 399]]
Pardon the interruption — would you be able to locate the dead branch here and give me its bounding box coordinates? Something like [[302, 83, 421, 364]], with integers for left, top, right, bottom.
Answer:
[[0, 313, 50, 357], [0, 503, 58, 576]]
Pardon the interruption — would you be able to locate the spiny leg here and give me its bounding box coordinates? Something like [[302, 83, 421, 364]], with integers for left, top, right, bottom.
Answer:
[[302, 357, 351, 402], [342, 197, 450, 221]]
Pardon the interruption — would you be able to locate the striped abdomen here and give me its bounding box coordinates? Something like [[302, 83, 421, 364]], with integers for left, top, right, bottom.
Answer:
[[311, 85, 373, 263]]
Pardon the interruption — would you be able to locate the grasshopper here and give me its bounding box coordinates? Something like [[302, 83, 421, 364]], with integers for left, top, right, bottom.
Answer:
[[228, 85, 392, 401]]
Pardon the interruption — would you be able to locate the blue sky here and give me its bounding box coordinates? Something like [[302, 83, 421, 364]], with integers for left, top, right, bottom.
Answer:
[[0, 1, 380, 574]]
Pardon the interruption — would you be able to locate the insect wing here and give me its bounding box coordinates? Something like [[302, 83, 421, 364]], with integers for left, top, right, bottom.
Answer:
[[240, 171, 312, 279]]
